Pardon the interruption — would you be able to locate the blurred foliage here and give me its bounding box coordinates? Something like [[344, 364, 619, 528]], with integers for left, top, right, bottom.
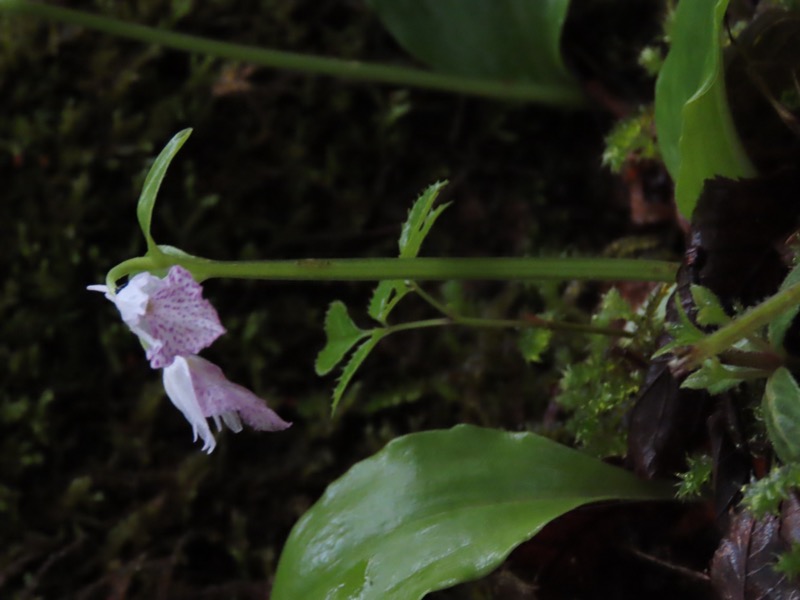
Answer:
[[0, 1, 664, 598]]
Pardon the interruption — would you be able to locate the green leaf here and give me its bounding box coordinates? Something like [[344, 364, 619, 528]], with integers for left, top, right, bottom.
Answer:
[[331, 331, 386, 413], [364, 0, 577, 88], [768, 262, 800, 349], [517, 327, 552, 363], [272, 425, 673, 600], [368, 181, 449, 324], [655, 0, 756, 218], [681, 357, 751, 394], [763, 367, 800, 464], [136, 128, 192, 253], [315, 301, 370, 376], [367, 280, 408, 325], [398, 181, 449, 258], [653, 295, 705, 358], [690, 284, 731, 326]]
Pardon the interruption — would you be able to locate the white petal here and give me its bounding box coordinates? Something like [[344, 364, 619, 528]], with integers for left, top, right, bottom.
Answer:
[[162, 356, 216, 453]]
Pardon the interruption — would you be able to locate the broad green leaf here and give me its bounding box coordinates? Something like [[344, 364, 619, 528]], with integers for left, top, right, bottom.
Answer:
[[137, 128, 192, 253], [315, 301, 370, 376], [768, 262, 800, 349], [517, 327, 552, 363], [655, 0, 756, 218], [272, 425, 673, 600], [763, 367, 800, 464], [690, 284, 731, 326], [364, 0, 577, 89], [368, 181, 449, 324], [331, 331, 386, 413]]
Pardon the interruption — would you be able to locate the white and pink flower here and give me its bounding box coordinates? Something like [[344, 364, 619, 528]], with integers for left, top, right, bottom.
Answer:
[[90, 265, 290, 452]]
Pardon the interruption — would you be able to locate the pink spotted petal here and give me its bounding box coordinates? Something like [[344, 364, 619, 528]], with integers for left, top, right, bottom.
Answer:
[[142, 267, 226, 368], [185, 355, 292, 432], [162, 356, 290, 453]]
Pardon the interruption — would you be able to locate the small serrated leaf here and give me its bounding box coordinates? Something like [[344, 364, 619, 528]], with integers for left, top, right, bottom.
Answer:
[[368, 181, 450, 324], [690, 284, 731, 326], [517, 327, 552, 363], [763, 367, 800, 464], [681, 358, 749, 394], [331, 331, 387, 413], [653, 296, 705, 358], [137, 129, 192, 253], [399, 181, 449, 257], [315, 302, 370, 376], [368, 280, 408, 324]]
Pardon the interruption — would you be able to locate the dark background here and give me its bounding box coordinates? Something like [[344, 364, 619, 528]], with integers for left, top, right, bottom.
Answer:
[[0, 1, 666, 597]]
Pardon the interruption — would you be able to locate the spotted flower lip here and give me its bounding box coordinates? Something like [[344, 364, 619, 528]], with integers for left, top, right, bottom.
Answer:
[[88, 265, 226, 368], [163, 355, 292, 453]]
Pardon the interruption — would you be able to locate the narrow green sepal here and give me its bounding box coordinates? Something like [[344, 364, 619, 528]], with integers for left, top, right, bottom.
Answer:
[[137, 128, 192, 253]]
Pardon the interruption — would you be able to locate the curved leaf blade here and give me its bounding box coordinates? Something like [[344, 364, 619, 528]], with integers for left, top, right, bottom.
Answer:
[[655, 0, 756, 218], [272, 425, 673, 600], [365, 0, 577, 88], [137, 128, 192, 253]]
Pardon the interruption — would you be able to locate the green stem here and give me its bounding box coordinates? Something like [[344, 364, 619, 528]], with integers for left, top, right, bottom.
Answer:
[[0, 0, 587, 107], [172, 255, 679, 284], [685, 281, 800, 369], [410, 282, 633, 337]]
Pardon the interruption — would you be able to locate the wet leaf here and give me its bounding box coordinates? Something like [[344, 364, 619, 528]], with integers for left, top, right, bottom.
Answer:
[[655, 0, 756, 218], [272, 425, 673, 600]]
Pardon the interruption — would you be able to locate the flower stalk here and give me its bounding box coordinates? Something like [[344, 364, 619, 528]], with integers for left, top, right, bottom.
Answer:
[[106, 254, 679, 290]]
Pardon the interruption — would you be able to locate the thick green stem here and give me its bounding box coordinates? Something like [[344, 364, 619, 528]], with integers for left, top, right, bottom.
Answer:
[[174, 255, 678, 283], [684, 281, 800, 369], [0, 0, 587, 107]]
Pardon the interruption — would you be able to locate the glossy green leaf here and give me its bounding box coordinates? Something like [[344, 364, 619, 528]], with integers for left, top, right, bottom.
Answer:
[[364, 0, 577, 89], [368, 181, 449, 324], [763, 367, 800, 464], [316, 301, 371, 376], [272, 425, 673, 600], [655, 0, 756, 218], [136, 128, 192, 253]]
